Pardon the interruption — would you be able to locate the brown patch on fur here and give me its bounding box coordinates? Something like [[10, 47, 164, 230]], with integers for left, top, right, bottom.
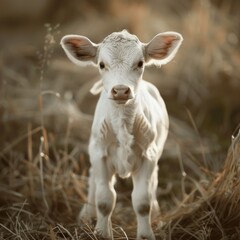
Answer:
[[98, 202, 111, 216], [138, 204, 150, 216]]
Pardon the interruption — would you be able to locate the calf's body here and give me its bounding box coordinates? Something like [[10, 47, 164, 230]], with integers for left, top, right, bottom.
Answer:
[[61, 30, 182, 240]]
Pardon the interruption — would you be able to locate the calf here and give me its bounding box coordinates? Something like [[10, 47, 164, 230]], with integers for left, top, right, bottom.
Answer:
[[61, 30, 183, 240]]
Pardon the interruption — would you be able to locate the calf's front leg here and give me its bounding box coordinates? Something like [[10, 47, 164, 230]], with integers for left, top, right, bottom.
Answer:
[[93, 158, 116, 239], [132, 159, 157, 240]]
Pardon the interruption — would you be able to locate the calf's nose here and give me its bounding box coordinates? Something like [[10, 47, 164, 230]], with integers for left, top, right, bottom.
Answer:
[[111, 85, 131, 100]]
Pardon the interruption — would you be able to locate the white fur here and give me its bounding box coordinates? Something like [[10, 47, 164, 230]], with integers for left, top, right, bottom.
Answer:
[[61, 30, 183, 240]]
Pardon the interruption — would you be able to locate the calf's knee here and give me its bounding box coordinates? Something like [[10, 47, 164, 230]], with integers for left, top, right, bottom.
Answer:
[[138, 203, 151, 216], [98, 202, 112, 216]]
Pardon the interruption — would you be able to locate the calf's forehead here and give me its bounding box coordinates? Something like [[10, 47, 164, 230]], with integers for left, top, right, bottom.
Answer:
[[98, 32, 144, 64]]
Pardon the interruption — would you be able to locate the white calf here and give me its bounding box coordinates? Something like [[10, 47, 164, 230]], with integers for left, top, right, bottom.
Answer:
[[61, 30, 182, 240]]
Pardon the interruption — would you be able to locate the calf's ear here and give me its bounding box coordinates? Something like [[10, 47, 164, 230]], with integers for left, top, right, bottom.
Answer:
[[144, 32, 183, 67], [60, 35, 98, 66], [90, 79, 103, 95]]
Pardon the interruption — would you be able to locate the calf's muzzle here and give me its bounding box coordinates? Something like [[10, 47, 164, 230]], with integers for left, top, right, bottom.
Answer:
[[111, 85, 132, 102]]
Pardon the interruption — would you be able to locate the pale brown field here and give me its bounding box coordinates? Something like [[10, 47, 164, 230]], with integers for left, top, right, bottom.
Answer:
[[0, 1, 240, 239]]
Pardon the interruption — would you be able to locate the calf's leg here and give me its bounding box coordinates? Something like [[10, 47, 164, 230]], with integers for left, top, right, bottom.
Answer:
[[132, 160, 157, 240], [79, 167, 96, 222], [94, 159, 116, 239], [150, 165, 160, 218]]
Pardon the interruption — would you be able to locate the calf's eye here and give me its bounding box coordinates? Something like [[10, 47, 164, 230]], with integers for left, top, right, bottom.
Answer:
[[137, 60, 143, 68], [99, 62, 105, 69]]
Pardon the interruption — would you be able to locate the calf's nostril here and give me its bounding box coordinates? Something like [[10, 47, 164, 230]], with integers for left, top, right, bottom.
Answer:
[[112, 88, 118, 96], [124, 88, 130, 95]]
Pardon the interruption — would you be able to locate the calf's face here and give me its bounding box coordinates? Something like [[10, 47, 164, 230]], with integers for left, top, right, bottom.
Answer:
[[98, 35, 144, 104], [61, 30, 183, 105]]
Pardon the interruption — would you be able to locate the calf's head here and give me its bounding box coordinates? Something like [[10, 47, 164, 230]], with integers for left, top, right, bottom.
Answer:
[[61, 30, 183, 105]]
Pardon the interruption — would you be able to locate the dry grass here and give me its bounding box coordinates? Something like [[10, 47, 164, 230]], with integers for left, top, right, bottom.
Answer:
[[0, 0, 240, 239], [159, 130, 240, 239], [1, 126, 240, 239]]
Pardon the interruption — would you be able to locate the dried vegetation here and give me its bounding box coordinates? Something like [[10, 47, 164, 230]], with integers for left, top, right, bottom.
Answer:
[[0, 0, 240, 239]]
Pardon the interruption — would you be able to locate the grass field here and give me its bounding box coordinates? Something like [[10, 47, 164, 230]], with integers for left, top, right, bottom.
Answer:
[[0, 1, 240, 239]]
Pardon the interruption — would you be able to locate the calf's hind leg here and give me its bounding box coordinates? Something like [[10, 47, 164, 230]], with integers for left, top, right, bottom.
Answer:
[[79, 167, 96, 222]]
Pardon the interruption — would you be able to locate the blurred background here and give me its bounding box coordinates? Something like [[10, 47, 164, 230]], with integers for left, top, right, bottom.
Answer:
[[0, 0, 240, 238]]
